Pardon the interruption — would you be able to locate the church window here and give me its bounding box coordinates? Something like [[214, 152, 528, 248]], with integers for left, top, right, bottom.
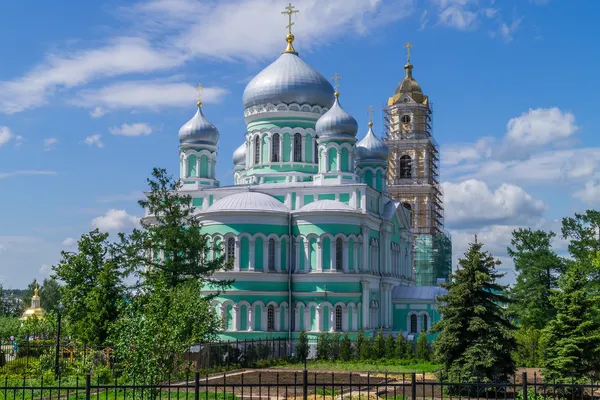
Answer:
[[271, 133, 280, 162], [422, 314, 428, 331], [335, 306, 343, 331], [401, 114, 411, 124], [268, 238, 276, 271], [226, 237, 235, 261], [267, 305, 275, 331], [314, 136, 319, 163], [335, 238, 343, 271], [400, 155, 412, 178], [254, 136, 261, 164], [410, 314, 417, 333], [293, 133, 302, 162]]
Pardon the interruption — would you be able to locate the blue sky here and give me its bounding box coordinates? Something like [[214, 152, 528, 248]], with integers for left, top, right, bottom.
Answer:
[[1, 0, 599, 288]]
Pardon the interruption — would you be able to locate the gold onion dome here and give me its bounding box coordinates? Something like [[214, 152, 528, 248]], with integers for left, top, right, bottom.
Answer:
[[20, 284, 45, 321], [393, 63, 425, 103]]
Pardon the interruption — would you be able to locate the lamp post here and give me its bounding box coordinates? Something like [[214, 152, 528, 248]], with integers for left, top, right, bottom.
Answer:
[[54, 302, 65, 377]]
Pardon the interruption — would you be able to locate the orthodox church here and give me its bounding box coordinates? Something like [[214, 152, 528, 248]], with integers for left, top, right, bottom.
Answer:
[[166, 5, 447, 341]]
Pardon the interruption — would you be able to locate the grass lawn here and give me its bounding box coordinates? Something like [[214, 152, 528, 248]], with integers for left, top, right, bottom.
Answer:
[[276, 360, 440, 374]]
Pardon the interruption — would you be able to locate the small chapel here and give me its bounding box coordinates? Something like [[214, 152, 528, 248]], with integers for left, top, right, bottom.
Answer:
[[148, 4, 450, 342]]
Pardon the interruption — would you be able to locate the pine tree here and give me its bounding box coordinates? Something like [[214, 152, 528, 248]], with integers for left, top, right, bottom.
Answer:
[[355, 330, 366, 360], [340, 333, 353, 361], [541, 262, 600, 383], [296, 330, 309, 361], [330, 332, 341, 360], [373, 329, 386, 359], [395, 333, 409, 359], [431, 240, 517, 388], [385, 334, 396, 359], [416, 332, 430, 361]]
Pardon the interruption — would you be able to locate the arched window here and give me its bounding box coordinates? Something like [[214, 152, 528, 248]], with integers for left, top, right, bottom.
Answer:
[[401, 114, 411, 124], [400, 155, 412, 178], [410, 314, 417, 333], [335, 306, 343, 331], [268, 238, 276, 271], [226, 237, 235, 261], [254, 136, 261, 164], [314, 136, 319, 163], [293, 133, 302, 162], [335, 238, 343, 271], [267, 305, 275, 331], [271, 133, 280, 162], [422, 314, 428, 331]]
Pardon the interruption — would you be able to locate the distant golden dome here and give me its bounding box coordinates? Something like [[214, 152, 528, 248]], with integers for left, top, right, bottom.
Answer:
[[392, 63, 425, 104], [20, 284, 45, 321]]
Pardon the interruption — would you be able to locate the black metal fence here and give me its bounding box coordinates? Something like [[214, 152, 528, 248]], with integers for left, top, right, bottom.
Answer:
[[0, 372, 597, 400]]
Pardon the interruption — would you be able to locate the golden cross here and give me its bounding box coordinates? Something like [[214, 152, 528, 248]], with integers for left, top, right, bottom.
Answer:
[[281, 3, 299, 35], [404, 41, 413, 64], [331, 72, 342, 94], [367, 105, 375, 123], [196, 82, 203, 106]]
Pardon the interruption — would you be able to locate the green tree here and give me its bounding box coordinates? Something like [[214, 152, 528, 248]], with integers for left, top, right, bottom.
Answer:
[[373, 329, 385, 359], [316, 333, 330, 360], [541, 261, 600, 383], [431, 239, 517, 387], [38, 278, 62, 312], [330, 332, 341, 360], [561, 210, 600, 264], [514, 327, 543, 367], [111, 168, 232, 383], [355, 330, 366, 360], [395, 333, 409, 359], [0, 316, 20, 340], [339, 333, 352, 361], [52, 229, 123, 345], [296, 330, 309, 361], [508, 228, 564, 330], [385, 334, 396, 359], [416, 332, 430, 361]]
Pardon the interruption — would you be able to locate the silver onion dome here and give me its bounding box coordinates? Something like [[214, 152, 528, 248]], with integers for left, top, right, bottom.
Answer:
[[243, 53, 334, 110], [178, 105, 219, 146], [233, 142, 246, 166], [315, 96, 358, 137], [356, 124, 389, 161]]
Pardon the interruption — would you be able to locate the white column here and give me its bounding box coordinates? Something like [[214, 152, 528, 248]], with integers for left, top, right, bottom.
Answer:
[[183, 157, 189, 178], [316, 239, 322, 272], [263, 240, 269, 271], [195, 156, 200, 178], [316, 306, 323, 332], [233, 305, 240, 331], [350, 190, 357, 208], [336, 150, 341, 172], [248, 307, 254, 332], [330, 239, 336, 272], [324, 149, 329, 172], [361, 281, 369, 329], [275, 241, 282, 272], [261, 307, 267, 331], [342, 309, 348, 332], [294, 306, 301, 331], [329, 309, 335, 332], [234, 238, 241, 271], [312, 136, 317, 163], [353, 241, 359, 272], [342, 239, 349, 273], [249, 238, 255, 271], [303, 238, 309, 273], [352, 308, 358, 331], [279, 134, 284, 164], [304, 307, 310, 331], [297, 193, 304, 208], [361, 226, 369, 272], [282, 306, 288, 330], [275, 307, 281, 331]]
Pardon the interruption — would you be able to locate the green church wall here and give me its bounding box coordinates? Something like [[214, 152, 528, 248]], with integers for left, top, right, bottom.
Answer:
[[304, 133, 313, 162], [317, 193, 335, 201], [261, 135, 269, 164], [323, 305, 330, 331], [322, 237, 331, 270], [375, 170, 383, 192], [201, 224, 288, 236], [292, 281, 360, 292], [310, 306, 316, 331], [192, 197, 203, 207], [341, 148, 350, 171], [254, 305, 262, 331], [240, 304, 247, 330], [310, 238, 317, 271], [187, 154, 197, 177], [304, 194, 314, 205], [200, 154, 209, 178], [255, 237, 264, 271], [291, 193, 297, 209], [274, 195, 285, 203], [364, 170, 373, 188], [283, 133, 291, 162], [280, 237, 287, 271], [226, 281, 288, 291], [295, 223, 360, 236], [327, 148, 337, 171], [339, 193, 350, 204], [240, 237, 249, 269]]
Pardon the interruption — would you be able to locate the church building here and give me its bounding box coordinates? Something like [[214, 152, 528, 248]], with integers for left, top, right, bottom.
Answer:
[[159, 5, 449, 342]]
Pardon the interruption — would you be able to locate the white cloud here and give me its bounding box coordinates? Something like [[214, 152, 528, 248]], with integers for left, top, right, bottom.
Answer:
[[62, 238, 76, 246], [573, 181, 600, 205], [497, 16, 523, 43], [91, 209, 140, 232], [76, 81, 227, 111], [0, 170, 57, 179], [0, 127, 14, 147], [39, 264, 52, 275], [84, 134, 104, 148], [442, 137, 494, 166], [438, 5, 478, 30], [90, 106, 106, 118], [109, 123, 152, 137], [43, 137, 58, 151], [443, 179, 548, 229], [505, 107, 577, 147]]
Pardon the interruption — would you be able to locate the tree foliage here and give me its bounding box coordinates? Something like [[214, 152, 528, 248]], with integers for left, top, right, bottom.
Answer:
[[432, 240, 516, 386], [508, 228, 564, 330], [561, 210, 600, 265], [541, 261, 600, 383], [296, 330, 309, 361], [416, 332, 430, 361], [52, 229, 123, 345]]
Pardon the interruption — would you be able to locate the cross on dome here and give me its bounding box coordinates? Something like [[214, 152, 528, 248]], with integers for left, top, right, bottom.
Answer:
[[196, 82, 204, 107], [367, 104, 375, 127], [331, 72, 342, 97], [281, 3, 300, 54], [404, 41, 414, 64]]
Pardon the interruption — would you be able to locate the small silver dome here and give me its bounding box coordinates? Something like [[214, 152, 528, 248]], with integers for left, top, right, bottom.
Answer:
[[315, 96, 358, 137], [233, 143, 246, 166], [356, 124, 388, 161], [178, 105, 219, 146], [243, 53, 334, 110]]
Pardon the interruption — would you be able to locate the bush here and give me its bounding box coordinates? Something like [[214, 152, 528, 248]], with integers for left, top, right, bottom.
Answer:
[[339, 333, 353, 361], [16, 340, 55, 359], [316, 333, 330, 360], [385, 334, 396, 357], [355, 330, 366, 360], [330, 333, 340, 361], [296, 330, 309, 361]]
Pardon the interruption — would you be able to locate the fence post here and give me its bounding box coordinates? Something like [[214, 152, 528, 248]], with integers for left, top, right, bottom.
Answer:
[[522, 371, 528, 400], [194, 371, 200, 400], [411, 372, 416, 400], [85, 374, 91, 400], [303, 365, 308, 400]]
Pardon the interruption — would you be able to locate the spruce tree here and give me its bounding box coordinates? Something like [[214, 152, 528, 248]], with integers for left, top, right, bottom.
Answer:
[[395, 333, 409, 359], [385, 334, 396, 359], [431, 239, 516, 387], [373, 329, 386, 359], [541, 262, 600, 383], [339, 333, 353, 361], [316, 333, 330, 360], [416, 332, 430, 361], [355, 330, 366, 360], [296, 330, 309, 361]]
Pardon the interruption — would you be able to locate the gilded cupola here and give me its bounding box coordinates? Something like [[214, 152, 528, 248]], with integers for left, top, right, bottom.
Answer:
[[388, 42, 429, 106]]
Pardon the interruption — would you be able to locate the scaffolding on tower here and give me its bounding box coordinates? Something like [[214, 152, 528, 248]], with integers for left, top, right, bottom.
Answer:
[[382, 99, 452, 287]]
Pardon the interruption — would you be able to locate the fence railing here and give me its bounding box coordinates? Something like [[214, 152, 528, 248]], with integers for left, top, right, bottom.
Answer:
[[0, 372, 595, 400]]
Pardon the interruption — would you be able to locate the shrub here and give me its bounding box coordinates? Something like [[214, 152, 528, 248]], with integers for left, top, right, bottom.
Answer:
[[416, 332, 430, 361], [373, 329, 386, 359], [316, 333, 330, 360], [330, 333, 341, 361], [385, 334, 396, 358], [296, 330, 309, 361], [339, 333, 353, 361], [355, 330, 366, 360]]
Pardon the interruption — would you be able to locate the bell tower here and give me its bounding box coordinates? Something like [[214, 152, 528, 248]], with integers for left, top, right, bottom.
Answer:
[[383, 42, 451, 286]]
